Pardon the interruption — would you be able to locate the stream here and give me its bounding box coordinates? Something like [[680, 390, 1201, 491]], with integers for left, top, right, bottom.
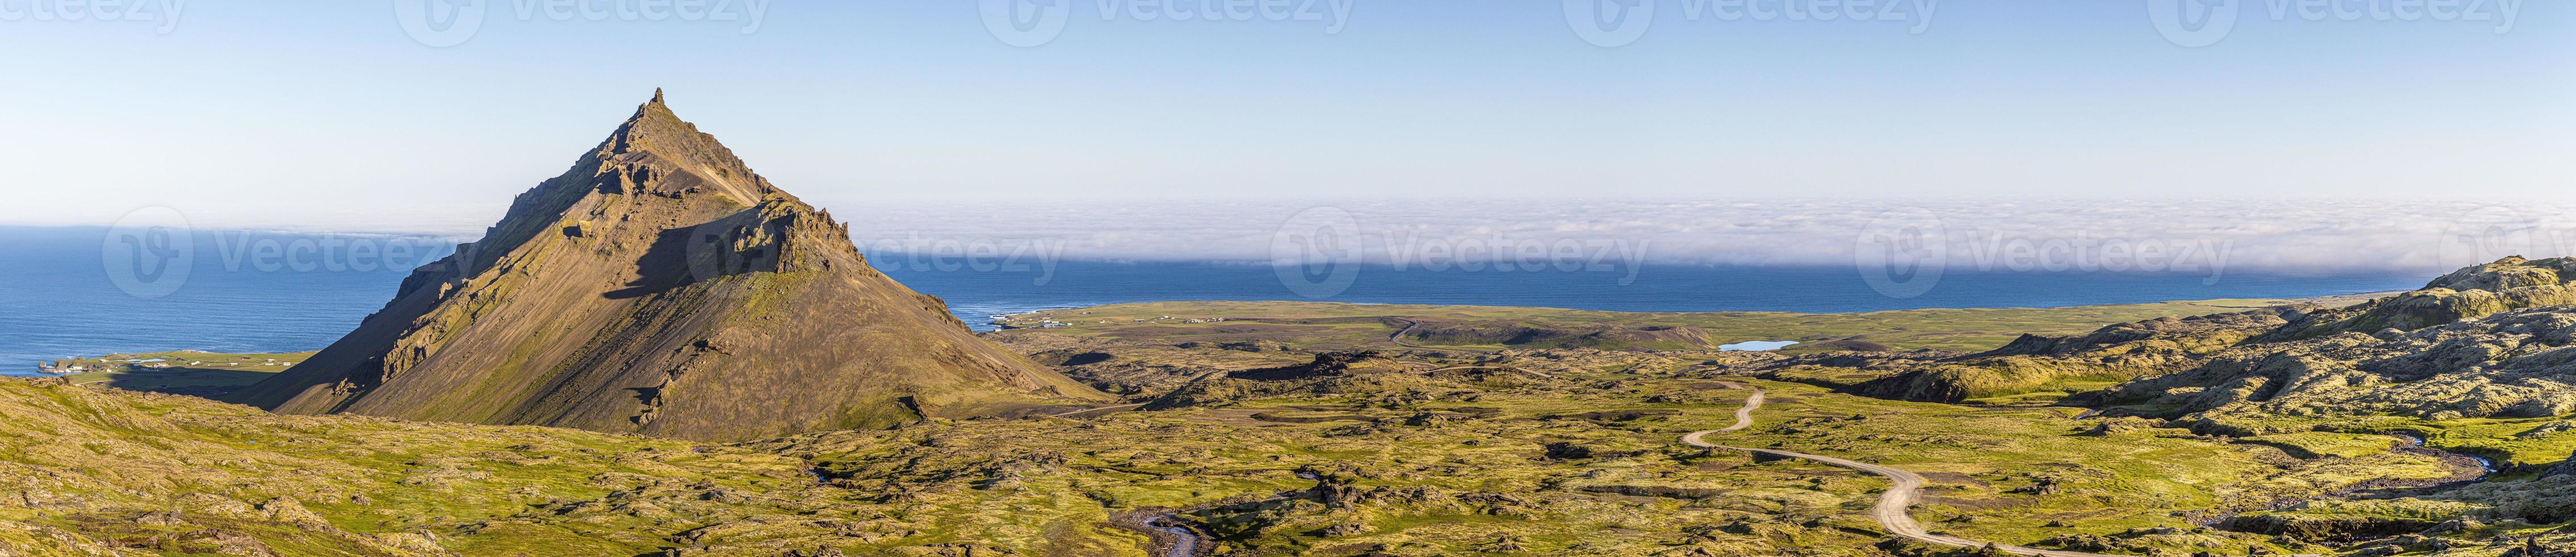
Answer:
[[2196, 433, 2495, 528], [1146, 514, 1202, 557], [1136, 472, 1324, 556], [2390, 434, 2500, 478]]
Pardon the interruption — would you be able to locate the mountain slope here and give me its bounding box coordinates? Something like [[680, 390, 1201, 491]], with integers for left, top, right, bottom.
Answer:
[[2075, 257, 2576, 438], [1848, 306, 2312, 402], [228, 92, 1104, 442]]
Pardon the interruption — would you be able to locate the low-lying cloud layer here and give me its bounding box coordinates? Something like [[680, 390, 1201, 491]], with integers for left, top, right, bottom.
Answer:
[[832, 197, 2576, 274], [113, 197, 2576, 276]]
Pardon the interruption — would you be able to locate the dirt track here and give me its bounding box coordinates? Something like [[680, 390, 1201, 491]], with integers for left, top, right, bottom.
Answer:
[[1681, 384, 2132, 557]]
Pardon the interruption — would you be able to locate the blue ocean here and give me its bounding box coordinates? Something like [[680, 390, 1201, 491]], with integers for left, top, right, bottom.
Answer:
[[0, 226, 2429, 376]]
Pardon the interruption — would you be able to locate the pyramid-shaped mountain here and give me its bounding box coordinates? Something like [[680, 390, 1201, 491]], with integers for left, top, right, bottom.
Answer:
[[229, 92, 1106, 442]]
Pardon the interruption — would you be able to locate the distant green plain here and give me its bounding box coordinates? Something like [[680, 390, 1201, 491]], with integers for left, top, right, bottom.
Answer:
[[998, 294, 2384, 354]]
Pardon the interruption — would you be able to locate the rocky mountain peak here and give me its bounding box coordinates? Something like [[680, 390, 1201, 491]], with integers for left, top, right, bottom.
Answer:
[[228, 95, 1106, 441], [588, 91, 771, 204]]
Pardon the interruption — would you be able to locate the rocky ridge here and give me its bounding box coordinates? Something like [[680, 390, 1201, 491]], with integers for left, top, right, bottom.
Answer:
[[228, 92, 1104, 442]]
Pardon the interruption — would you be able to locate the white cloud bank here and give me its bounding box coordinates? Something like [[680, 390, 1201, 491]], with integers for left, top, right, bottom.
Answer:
[[104, 197, 2576, 276], [827, 197, 2576, 274]]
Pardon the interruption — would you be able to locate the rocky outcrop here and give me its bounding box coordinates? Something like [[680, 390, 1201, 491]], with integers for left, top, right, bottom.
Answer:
[[228, 93, 1104, 442], [1984, 307, 2309, 358], [2062, 257, 2576, 438], [2105, 306, 2576, 434], [1852, 259, 2576, 405], [1226, 351, 1419, 381], [2262, 257, 2576, 342], [1849, 307, 2303, 402]]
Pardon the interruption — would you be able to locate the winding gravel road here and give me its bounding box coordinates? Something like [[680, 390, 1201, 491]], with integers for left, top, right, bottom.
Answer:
[[1707, 381, 1761, 432], [1682, 383, 2129, 557]]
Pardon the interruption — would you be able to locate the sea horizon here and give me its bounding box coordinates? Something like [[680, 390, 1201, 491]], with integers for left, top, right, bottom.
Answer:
[[1, 225, 2433, 376]]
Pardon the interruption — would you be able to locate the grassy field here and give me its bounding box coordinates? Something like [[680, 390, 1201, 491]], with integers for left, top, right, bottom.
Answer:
[[0, 377, 842, 556], [37, 290, 2540, 555], [1704, 380, 2459, 554], [780, 347, 2467, 555], [2242, 432, 2409, 460], [995, 295, 2383, 354], [48, 351, 310, 397], [11, 340, 2470, 556], [2103, 408, 2576, 473]]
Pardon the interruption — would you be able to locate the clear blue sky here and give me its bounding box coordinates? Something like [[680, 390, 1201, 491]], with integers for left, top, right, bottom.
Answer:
[[2, 1, 2569, 230]]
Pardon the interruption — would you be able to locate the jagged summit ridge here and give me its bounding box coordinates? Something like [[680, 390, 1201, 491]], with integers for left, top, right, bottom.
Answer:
[[228, 93, 1106, 442], [596, 92, 770, 203]]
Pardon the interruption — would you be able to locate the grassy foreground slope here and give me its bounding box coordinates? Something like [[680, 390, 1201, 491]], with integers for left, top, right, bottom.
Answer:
[[995, 296, 2382, 354], [0, 338, 2473, 556], [0, 377, 845, 556]]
